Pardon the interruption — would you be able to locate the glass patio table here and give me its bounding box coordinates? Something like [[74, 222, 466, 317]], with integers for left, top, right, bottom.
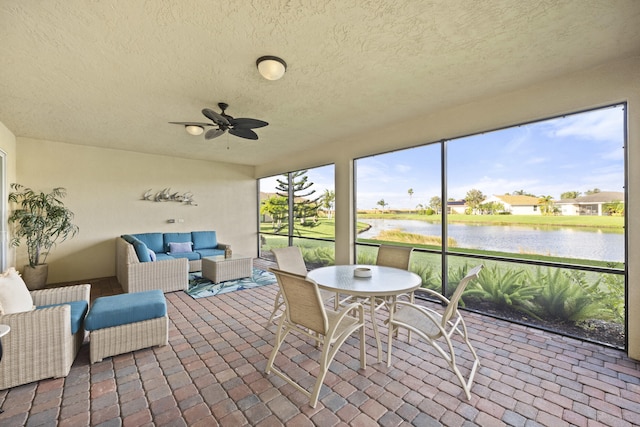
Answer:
[[307, 265, 422, 363]]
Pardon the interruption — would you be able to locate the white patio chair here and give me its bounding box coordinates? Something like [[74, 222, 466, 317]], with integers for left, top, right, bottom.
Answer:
[[386, 264, 483, 400], [266, 246, 336, 326], [265, 268, 366, 408]]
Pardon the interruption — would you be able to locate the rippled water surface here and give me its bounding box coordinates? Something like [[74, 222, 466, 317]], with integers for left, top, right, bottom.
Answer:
[[358, 218, 624, 262]]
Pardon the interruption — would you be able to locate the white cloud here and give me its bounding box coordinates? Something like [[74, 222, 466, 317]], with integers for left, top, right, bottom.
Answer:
[[544, 106, 624, 143]]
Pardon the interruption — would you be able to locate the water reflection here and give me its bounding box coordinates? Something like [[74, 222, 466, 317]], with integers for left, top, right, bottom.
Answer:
[[357, 218, 624, 262]]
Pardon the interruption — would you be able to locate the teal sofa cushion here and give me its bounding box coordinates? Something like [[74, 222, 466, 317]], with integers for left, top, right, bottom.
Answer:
[[154, 253, 174, 261], [37, 300, 89, 334], [85, 290, 167, 331], [121, 234, 151, 262], [196, 248, 225, 258], [132, 233, 164, 253], [192, 231, 217, 250], [167, 251, 201, 261], [163, 232, 192, 252]]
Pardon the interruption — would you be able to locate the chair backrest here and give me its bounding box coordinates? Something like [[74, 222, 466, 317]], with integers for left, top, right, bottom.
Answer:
[[443, 264, 484, 325], [272, 246, 308, 276], [269, 268, 328, 335], [376, 245, 413, 270]]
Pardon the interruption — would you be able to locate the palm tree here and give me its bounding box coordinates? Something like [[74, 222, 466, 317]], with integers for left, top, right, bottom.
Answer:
[[321, 189, 335, 219], [538, 195, 555, 215], [407, 188, 414, 212]]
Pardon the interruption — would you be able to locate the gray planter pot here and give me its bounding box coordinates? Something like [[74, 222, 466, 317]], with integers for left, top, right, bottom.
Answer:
[[21, 264, 48, 290]]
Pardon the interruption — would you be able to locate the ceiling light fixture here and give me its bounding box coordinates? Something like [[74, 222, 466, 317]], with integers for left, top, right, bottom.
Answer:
[[185, 125, 204, 136], [256, 56, 287, 80]]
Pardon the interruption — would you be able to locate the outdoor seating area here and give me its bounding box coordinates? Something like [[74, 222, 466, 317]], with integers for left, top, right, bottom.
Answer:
[[1, 2, 638, 425], [0, 260, 639, 425]]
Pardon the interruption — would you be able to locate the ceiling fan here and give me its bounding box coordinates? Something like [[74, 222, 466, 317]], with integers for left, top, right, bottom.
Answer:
[[170, 102, 268, 140]]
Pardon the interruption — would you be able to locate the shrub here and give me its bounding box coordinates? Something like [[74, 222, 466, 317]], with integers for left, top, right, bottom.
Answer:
[[463, 265, 540, 316], [411, 263, 440, 291], [526, 267, 614, 323]]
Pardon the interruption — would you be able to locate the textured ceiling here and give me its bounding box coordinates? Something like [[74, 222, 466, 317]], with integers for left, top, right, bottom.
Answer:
[[1, 1, 639, 166]]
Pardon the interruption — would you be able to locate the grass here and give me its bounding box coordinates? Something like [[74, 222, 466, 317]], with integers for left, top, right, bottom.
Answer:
[[374, 229, 457, 246], [259, 218, 369, 239]]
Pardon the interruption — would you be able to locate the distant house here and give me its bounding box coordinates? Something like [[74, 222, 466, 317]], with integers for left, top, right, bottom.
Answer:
[[555, 191, 624, 216], [484, 195, 542, 215], [447, 199, 467, 214]]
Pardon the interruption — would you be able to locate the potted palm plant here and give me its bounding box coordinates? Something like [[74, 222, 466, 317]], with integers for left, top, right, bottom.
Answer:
[[8, 183, 79, 289]]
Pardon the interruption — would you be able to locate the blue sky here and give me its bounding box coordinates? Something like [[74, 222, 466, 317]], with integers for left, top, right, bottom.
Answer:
[[261, 104, 625, 211]]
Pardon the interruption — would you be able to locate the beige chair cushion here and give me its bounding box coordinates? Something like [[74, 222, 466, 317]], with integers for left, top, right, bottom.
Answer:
[[0, 267, 35, 315]]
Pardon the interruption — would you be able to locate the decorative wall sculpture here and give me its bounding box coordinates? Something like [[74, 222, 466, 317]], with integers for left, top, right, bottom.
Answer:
[[142, 189, 197, 206]]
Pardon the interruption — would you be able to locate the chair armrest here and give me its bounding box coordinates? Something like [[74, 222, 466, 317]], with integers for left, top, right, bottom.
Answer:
[[216, 242, 230, 250], [31, 284, 91, 306], [417, 288, 451, 304], [0, 304, 71, 335], [327, 301, 365, 336]]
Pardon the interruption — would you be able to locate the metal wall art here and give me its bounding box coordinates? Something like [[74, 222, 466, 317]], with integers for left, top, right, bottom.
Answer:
[[142, 189, 197, 206]]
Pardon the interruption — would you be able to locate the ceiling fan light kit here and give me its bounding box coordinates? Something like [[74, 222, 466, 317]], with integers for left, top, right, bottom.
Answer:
[[185, 125, 204, 136], [170, 102, 268, 140], [256, 56, 287, 80]]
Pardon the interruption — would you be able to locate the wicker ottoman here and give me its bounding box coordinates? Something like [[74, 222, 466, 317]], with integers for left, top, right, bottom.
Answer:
[[201, 255, 253, 284], [85, 290, 168, 363]]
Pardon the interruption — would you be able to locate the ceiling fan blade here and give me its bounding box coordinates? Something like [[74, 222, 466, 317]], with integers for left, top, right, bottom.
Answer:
[[169, 121, 213, 127], [229, 128, 259, 140], [205, 128, 225, 140], [202, 108, 230, 126], [230, 118, 269, 129]]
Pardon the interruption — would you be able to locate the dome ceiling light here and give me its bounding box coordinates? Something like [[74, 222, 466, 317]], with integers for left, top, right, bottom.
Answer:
[[256, 56, 287, 80]]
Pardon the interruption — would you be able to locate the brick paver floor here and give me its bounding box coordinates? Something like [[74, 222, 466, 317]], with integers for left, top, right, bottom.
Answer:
[[1, 262, 639, 426]]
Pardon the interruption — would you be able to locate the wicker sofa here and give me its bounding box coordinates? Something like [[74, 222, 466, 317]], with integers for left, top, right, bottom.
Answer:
[[115, 231, 229, 293], [0, 284, 91, 390]]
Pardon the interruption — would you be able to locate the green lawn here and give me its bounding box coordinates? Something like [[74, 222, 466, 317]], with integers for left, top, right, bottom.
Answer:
[[259, 218, 370, 238]]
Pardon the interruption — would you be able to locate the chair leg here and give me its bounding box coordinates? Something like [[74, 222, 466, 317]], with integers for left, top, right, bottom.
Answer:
[[310, 336, 334, 408], [359, 321, 367, 370], [265, 317, 287, 374], [407, 292, 414, 343], [265, 290, 284, 328], [386, 322, 395, 367]]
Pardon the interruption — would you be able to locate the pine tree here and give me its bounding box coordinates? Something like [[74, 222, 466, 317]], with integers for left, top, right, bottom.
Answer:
[[275, 170, 322, 232]]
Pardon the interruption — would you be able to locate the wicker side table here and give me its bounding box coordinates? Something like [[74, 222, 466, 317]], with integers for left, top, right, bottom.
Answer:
[[202, 255, 253, 284]]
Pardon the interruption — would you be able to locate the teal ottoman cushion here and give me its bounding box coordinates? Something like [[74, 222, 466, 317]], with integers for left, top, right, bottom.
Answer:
[[37, 300, 89, 334], [85, 290, 167, 331]]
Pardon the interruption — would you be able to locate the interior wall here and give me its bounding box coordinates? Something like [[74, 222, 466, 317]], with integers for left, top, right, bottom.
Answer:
[[15, 138, 256, 283], [255, 56, 640, 359], [0, 122, 17, 271]]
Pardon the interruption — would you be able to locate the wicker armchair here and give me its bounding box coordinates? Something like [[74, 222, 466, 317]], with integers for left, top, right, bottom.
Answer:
[[0, 284, 91, 390]]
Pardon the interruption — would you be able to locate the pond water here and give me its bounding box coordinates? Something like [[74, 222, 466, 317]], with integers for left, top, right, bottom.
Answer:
[[357, 218, 624, 262]]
